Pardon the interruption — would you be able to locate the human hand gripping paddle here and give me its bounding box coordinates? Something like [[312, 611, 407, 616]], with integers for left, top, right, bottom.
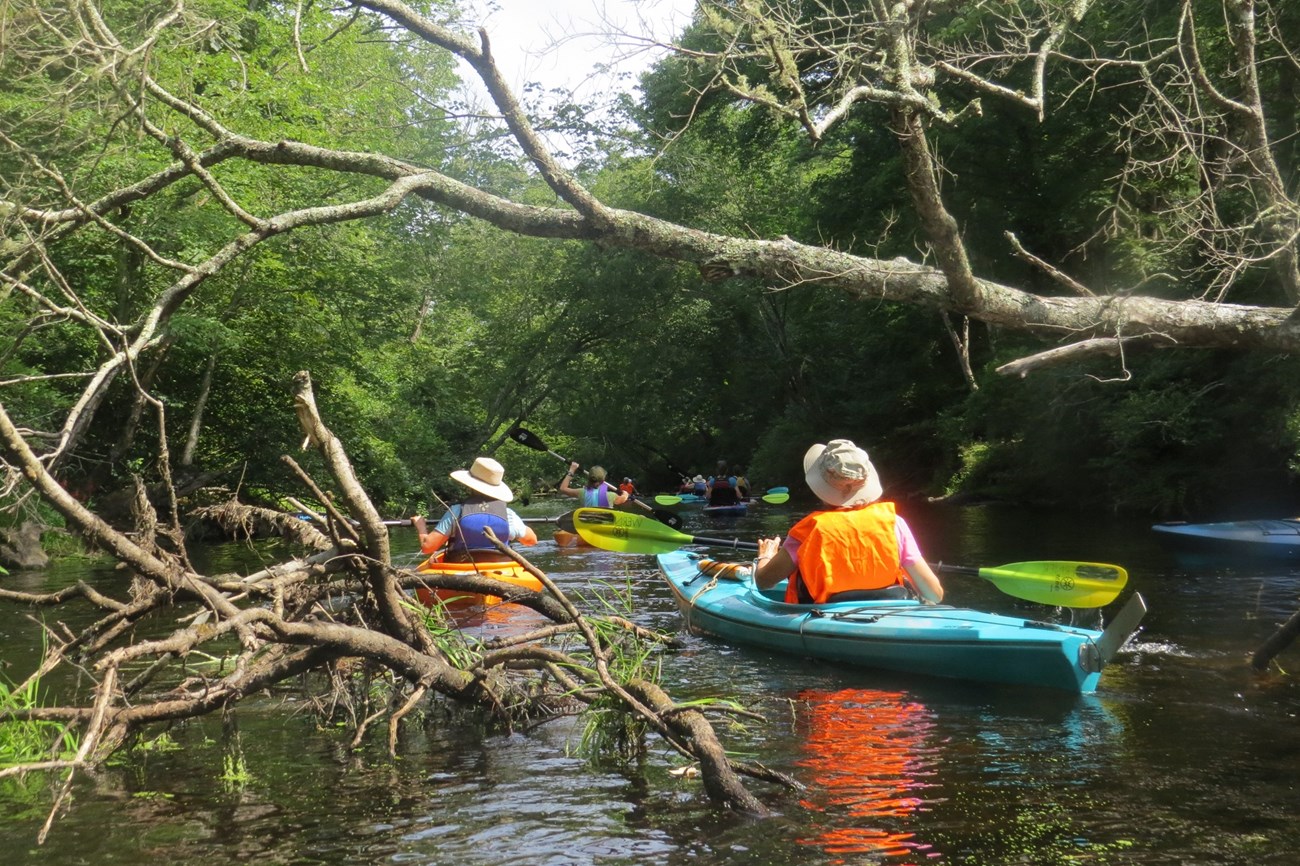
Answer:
[[571, 508, 1130, 609], [506, 425, 683, 530]]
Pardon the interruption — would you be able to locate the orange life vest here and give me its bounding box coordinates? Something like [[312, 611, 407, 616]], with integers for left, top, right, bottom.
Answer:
[[785, 501, 907, 604]]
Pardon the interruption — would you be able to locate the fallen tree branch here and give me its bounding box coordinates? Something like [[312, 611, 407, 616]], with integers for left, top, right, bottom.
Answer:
[[995, 335, 1168, 377]]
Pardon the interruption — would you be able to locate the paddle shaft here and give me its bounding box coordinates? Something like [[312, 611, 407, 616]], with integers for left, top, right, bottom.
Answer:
[[685, 535, 758, 551], [389, 512, 564, 528], [302, 515, 412, 528], [509, 425, 663, 517]]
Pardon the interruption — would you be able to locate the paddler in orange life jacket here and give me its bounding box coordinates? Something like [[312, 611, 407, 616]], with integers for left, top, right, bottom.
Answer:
[[410, 456, 537, 561], [751, 439, 944, 605], [559, 463, 631, 508]]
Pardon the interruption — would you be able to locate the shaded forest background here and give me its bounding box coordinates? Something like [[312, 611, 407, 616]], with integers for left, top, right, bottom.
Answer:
[[5, 0, 1300, 567]]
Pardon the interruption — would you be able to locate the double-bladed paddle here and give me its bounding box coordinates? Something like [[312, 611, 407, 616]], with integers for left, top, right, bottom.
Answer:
[[506, 425, 682, 530], [571, 507, 1129, 609], [385, 514, 570, 531], [654, 491, 790, 506], [300, 514, 415, 528]]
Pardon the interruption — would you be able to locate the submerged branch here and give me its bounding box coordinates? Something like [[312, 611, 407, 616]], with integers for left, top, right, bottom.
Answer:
[[1, 369, 789, 836]]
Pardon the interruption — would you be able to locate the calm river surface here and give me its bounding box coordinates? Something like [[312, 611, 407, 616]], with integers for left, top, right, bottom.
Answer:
[[4, 499, 1300, 865]]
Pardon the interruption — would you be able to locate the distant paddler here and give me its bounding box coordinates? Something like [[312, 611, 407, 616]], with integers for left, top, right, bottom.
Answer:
[[559, 462, 630, 508]]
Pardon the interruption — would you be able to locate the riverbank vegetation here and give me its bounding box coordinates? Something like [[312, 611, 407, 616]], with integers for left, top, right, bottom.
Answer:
[[3, 0, 1300, 834], [3, 1, 1300, 534]]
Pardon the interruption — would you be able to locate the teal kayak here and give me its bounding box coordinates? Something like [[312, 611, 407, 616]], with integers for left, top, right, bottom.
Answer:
[[656, 550, 1145, 693]]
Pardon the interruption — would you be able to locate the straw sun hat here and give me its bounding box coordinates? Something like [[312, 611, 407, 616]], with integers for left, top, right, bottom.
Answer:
[[450, 456, 513, 502], [802, 439, 883, 507]]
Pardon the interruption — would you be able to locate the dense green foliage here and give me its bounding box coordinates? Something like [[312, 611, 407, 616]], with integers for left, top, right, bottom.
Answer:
[[619, 0, 1300, 516], [4, 0, 1300, 540]]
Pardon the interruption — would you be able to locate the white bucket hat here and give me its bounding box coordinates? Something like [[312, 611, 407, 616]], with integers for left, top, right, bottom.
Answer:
[[450, 456, 513, 502], [803, 439, 882, 507]]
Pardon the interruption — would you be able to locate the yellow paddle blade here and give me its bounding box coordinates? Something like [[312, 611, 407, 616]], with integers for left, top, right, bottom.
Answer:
[[574, 508, 758, 555], [574, 508, 692, 553], [975, 561, 1128, 608]]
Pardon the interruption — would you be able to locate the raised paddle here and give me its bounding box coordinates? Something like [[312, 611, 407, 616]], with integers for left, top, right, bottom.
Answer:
[[571, 508, 1129, 609], [506, 425, 683, 530]]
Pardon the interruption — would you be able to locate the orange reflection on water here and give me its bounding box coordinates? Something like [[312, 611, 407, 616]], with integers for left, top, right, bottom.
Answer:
[[795, 688, 938, 863]]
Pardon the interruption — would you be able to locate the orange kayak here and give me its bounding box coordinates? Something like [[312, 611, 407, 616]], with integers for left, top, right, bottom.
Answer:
[[414, 553, 543, 607], [553, 529, 590, 548]]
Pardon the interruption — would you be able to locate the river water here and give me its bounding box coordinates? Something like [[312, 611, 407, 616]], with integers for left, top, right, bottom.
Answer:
[[4, 499, 1300, 865]]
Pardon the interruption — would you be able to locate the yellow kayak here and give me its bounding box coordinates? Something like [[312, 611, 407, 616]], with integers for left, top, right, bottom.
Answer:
[[414, 553, 542, 607]]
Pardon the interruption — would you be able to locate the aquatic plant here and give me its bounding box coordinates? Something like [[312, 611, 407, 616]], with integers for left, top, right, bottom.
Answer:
[[0, 664, 80, 769]]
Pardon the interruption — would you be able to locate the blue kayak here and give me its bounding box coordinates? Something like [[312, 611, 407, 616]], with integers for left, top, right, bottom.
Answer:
[[1152, 519, 1300, 561], [702, 502, 748, 517], [656, 551, 1145, 693]]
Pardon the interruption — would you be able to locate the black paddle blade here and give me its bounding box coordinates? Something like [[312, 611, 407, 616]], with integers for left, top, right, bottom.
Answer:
[[507, 425, 547, 452], [656, 509, 683, 530]]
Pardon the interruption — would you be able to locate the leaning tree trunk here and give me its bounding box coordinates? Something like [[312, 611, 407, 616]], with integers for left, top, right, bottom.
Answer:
[[1251, 606, 1300, 671], [180, 353, 219, 467]]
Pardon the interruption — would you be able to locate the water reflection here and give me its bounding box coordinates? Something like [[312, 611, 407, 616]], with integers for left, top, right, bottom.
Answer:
[[437, 599, 551, 643], [9, 502, 1300, 864], [792, 687, 938, 862]]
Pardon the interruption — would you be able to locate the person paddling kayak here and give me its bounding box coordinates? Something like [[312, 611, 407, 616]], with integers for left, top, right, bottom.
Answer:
[[705, 460, 741, 507], [411, 456, 537, 561], [559, 462, 630, 508], [752, 439, 944, 605]]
